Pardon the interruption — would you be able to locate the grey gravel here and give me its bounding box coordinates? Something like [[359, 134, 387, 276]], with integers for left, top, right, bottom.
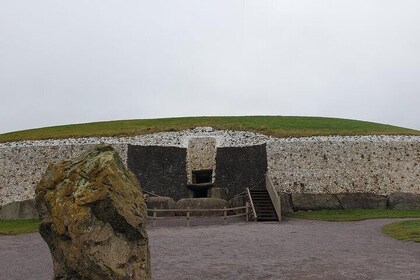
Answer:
[[1, 218, 419, 280]]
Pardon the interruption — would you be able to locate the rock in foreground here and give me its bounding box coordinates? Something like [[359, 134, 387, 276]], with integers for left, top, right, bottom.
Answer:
[[35, 145, 150, 280]]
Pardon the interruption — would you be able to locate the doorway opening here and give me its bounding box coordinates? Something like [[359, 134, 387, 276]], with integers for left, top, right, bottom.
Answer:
[[188, 169, 213, 198], [192, 169, 213, 184]]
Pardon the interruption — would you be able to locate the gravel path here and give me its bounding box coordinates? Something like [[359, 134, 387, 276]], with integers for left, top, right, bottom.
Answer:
[[1, 218, 419, 280]]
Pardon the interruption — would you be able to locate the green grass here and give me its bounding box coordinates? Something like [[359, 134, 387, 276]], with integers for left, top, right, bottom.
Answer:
[[0, 116, 419, 143], [0, 219, 39, 235], [287, 209, 420, 222], [383, 220, 420, 242]]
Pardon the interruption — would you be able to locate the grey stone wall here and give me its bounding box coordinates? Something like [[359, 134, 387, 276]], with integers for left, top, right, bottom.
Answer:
[[127, 145, 189, 200], [215, 144, 268, 198]]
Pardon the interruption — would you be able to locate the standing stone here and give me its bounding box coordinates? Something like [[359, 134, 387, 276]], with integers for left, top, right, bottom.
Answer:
[[35, 145, 151, 280]]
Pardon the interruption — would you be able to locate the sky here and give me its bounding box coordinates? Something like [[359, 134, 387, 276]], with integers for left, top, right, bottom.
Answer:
[[1, 0, 419, 134]]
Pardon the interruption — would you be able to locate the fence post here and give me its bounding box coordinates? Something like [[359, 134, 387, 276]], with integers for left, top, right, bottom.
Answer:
[[153, 208, 157, 227], [245, 202, 249, 222], [224, 207, 227, 225], [186, 207, 190, 228]]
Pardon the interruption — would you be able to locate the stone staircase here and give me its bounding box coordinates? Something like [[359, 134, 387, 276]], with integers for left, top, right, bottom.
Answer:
[[249, 188, 278, 221]]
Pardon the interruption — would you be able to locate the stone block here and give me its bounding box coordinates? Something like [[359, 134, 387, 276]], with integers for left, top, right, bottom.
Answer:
[[0, 199, 39, 220], [291, 193, 342, 211], [336, 193, 387, 209], [175, 198, 228, 216], [210, 187, 229, 200], [229, 195, 247, 214], [280, 193, 293, 214], [146, 196, 176, 217], [388, 192, 420, 210]]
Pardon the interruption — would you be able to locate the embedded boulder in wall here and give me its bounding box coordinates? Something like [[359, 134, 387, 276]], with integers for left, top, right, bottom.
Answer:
[[336, 193, 387, 210], [35, 145, 151, 280], [291, 193, 342, 211], [0, 199, 39, 220], [388, 192, 420, 210]]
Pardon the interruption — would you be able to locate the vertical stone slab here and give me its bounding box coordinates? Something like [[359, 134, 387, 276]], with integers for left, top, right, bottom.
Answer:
[[215, 144, 267, 198], [127, 145, 188, 200]]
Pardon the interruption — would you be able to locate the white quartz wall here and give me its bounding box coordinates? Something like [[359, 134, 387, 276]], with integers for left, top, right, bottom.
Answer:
[[267, 136, 420, 195], [0, 144, 127, 205], [0, 128, 419, 206]]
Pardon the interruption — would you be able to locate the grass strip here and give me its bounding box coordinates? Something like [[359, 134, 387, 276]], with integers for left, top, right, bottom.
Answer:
[[287, 209, 420, 222], [1, 116, 418, 143], [0, 219, 40, 235], [383, 220, 420, 242]]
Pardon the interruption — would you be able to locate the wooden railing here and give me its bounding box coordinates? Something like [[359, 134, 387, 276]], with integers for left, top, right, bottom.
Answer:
[[246, 188, 258, 221], [265, 174, 282, 221], [147, 203, 250, 227]]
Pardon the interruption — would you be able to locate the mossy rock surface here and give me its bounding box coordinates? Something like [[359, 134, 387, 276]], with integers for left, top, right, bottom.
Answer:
[[36, 145, 151, 280]]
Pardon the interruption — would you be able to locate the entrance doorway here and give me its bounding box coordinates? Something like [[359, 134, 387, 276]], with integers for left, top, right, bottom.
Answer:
[[188, 169, 213, 198]]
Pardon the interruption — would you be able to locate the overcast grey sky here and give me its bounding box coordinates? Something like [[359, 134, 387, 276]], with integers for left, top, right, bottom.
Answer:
[[1, 0, 419, 133]]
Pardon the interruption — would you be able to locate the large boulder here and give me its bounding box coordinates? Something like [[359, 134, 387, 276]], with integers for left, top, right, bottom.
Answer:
[[210, 187, 229, 201], [336, 193, 387, 210], [291, 193, 342, 211], [229, 195, 247, 215], [0, 199, 39, 220], [280, 193, 293, 214], [35, 145, 151, 280], [146, 196, 176, 217], [175, 198, 228, 216], [388, 192, 420, 210]]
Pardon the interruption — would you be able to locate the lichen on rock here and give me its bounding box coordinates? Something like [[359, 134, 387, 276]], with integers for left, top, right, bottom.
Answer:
[[35, 145, 151, 280]]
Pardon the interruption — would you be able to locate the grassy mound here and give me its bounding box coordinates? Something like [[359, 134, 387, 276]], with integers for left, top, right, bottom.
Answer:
[[0, 219, 39, 235], [287, 209, 420, 222], [383, 220, 420, 242], [0, 116, 419, 143]]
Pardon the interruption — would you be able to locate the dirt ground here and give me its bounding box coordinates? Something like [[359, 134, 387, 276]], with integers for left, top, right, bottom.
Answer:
[[0, 218, 419, 280]]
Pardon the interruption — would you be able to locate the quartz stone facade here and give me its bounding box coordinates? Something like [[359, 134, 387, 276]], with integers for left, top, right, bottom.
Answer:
[[0, 128, 418, 206]]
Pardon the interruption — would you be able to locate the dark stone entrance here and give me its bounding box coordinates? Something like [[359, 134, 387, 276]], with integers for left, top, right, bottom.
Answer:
[[127, 145, 189, 200], [188, 170, 213, 198], [214, 144, 267, 199]]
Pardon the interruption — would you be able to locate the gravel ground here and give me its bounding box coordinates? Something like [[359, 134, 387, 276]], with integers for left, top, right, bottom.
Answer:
[[0, 218, 419, 280]]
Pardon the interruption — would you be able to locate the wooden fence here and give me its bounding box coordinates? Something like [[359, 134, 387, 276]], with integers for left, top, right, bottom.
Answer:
[[147, 202, 250, 227]]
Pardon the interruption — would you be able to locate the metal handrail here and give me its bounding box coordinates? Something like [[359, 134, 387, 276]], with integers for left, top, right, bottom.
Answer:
[[246, 187, 257, 221]]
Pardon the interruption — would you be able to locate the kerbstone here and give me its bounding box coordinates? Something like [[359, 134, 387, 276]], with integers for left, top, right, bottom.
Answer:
[[0, 199, 38, 220], [336, 193, 387, 209], [146, 196, 176, 217], [175, 198, 228, 216], [291, 193, 342, 211], [388, 192, 420, 210]]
